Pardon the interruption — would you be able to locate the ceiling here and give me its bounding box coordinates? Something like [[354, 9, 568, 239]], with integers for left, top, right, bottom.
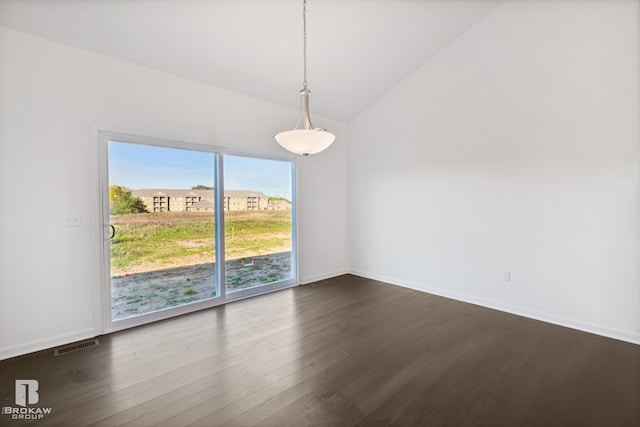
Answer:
[[0, 0, 502, 122]]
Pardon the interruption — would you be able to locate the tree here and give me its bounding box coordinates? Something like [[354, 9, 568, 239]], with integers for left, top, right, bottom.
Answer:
[[109, 185, 148, 215], [192, 185, 213, 190]]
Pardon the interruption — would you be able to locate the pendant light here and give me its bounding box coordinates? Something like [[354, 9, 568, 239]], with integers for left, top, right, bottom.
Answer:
[[274, 0, 335, 156]]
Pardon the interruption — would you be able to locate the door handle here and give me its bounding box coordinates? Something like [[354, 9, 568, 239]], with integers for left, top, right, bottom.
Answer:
[[109, 225, 115, 239]]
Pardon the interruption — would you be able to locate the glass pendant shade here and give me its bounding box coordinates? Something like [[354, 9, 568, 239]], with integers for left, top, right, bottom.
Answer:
[[275, 129, 335, 156]]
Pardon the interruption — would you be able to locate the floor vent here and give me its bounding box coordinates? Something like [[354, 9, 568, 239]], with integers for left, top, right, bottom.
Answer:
[[309, 280, 329, 287], [54, 339, 99, 356]]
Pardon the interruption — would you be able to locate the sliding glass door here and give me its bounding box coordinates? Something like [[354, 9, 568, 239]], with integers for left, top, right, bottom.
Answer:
[[107, 141, 218, 322], [100, 132, 296, 331], [223, 155, 295, 293]]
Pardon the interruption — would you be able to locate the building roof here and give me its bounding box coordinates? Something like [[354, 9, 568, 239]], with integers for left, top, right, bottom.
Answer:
[[131, 189, 213, 198], [224, 190, 267, 198], [130, 189, 267, 198]]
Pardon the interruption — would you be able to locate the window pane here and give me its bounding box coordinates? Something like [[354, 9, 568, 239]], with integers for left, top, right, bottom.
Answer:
[[108, 141, 217, 320], [223, 155, 294, 292]]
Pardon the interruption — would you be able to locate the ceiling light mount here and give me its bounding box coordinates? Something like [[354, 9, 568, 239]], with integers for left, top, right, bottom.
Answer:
[[274, 0, 335, 156]]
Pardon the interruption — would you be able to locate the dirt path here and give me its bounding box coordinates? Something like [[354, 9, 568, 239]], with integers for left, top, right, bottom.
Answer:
[[111, 251, 292, 320]]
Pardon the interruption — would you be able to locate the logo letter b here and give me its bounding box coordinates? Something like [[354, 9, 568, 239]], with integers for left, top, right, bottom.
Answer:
[[15, 380, 39, 407]]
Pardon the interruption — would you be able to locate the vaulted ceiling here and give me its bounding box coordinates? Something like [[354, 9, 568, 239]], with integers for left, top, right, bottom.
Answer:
[[0, 0, 502, 122]]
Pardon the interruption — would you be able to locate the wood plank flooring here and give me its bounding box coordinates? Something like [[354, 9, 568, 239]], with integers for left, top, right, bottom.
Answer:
[[1, 274, 638, 426]]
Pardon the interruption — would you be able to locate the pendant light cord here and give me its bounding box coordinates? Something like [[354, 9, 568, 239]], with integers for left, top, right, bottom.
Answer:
[[294, 0, 309, 130], [302, 0, 308, 89]]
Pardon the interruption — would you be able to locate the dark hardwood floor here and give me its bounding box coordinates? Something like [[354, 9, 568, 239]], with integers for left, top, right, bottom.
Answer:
[[1, 274, 638, 426]]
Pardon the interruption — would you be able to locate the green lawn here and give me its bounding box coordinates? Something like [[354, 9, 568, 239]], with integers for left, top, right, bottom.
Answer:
[[110, 210, 291, 274]]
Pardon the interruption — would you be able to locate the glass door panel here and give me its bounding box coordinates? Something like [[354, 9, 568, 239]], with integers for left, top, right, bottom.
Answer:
[[223, 155, 294, 292], [107, 141, 217, 321]]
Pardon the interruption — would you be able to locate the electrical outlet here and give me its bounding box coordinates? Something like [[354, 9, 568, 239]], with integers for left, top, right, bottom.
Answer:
[[322, 251, 327, 260], [64, 214, 81, 227], [502, 270, 511, 281]]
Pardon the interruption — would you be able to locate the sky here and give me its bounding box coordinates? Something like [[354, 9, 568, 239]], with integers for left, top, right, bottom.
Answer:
[[108, 141, 292, 199]]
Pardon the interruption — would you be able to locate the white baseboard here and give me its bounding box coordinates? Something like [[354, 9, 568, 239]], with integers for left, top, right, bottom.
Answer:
[[0, 328, 97, 361], [349, 269, 640, 346]]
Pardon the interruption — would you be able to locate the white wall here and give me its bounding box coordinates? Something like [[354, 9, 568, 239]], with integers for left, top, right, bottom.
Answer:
[[349, 0, 640, 343], [0, 27, 349, 359]]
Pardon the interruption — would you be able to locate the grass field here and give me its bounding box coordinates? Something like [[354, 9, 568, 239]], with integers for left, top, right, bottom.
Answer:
[[110, 210, 291, 275]]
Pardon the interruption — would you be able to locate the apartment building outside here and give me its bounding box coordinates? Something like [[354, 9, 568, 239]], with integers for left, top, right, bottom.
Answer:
[[130, 189, 272, 212]]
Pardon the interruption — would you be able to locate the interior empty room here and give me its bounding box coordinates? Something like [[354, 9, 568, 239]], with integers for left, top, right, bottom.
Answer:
[[0, 0, 638, 426]]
